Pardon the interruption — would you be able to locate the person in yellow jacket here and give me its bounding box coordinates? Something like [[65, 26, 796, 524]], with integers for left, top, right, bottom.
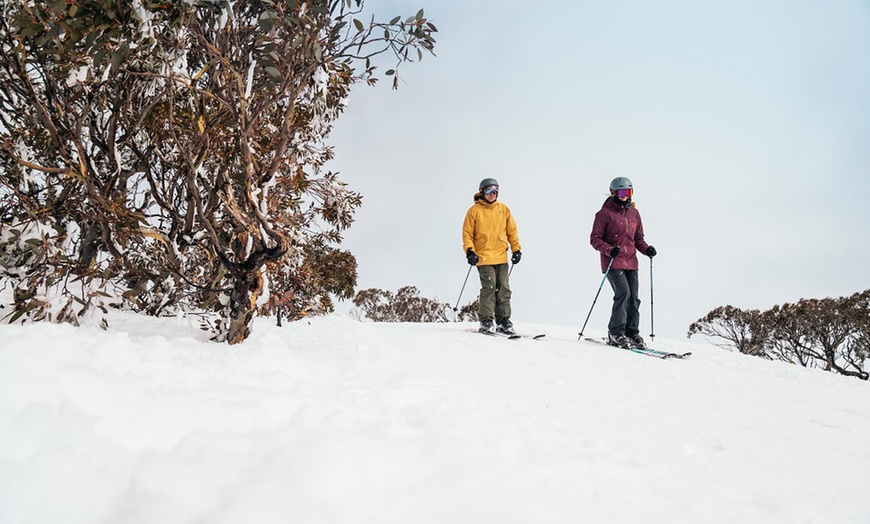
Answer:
[[462, 178, 522, 334]]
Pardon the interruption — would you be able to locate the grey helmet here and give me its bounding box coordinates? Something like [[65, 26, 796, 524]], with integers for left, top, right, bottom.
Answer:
[[479, 177, 499, 190], [609, 177, 633, 192]]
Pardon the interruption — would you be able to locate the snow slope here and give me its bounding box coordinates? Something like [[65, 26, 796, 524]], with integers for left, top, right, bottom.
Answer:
[[1, 314, 868, 524]]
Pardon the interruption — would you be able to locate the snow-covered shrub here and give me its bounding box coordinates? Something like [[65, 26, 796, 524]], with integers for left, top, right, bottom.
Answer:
[[353, 286, 453, 323]]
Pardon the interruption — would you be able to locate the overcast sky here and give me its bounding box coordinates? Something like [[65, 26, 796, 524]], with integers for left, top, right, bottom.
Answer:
[[326, 0, 870, 339]]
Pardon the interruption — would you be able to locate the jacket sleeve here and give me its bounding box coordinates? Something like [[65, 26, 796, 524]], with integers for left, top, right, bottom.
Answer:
[[506, 207, 521, 253], [634, 212, 651, 255], [589, 210, 612, 255], [462, 208, 476, 253]]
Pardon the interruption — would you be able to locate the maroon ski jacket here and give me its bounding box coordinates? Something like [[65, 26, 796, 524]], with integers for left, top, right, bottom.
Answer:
[[590, 198, 651, 273]]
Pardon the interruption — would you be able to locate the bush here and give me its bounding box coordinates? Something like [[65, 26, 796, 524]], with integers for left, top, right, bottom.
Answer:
[[688, 290, 870, 380], [353, 286, 476, 323]]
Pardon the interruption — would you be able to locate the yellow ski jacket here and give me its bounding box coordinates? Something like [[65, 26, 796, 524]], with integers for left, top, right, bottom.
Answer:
[[462, 193, 521, 266]]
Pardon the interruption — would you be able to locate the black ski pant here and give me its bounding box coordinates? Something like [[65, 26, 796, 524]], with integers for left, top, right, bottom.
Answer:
[[477, 263, 511, 324], [606, 269, 641, 337]]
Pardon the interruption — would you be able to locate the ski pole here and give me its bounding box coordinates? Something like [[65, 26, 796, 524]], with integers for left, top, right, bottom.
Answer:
[[452, 265, 473, 320], [578, 256, 615, 340], [649, 257, 655, 341]]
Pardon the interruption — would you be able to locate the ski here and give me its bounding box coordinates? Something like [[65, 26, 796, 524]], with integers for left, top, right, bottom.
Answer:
[[582, 337, 690, 359], [505, 332, 546, 340], [467, 328, 519, 339], [465, 329, 546, 340]]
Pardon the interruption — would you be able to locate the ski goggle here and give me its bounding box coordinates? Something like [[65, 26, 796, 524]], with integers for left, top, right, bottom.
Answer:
[[615, 188, 633, 199], [482, 185, 499, 195]]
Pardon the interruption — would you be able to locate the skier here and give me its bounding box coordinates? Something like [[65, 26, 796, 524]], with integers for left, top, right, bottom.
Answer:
[[462, 178, 522, 335], [589, 177, 657, 348]]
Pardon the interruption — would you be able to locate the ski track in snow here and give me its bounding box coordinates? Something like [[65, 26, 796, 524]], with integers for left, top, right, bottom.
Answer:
[[1, 313, 869, 524]]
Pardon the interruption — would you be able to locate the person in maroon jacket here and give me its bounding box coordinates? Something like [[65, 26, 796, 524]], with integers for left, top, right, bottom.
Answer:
[[589, 177, 657, 349]]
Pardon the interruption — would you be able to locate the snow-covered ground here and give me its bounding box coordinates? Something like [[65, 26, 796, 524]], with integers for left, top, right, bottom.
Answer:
[[1, 313, 868, 524]]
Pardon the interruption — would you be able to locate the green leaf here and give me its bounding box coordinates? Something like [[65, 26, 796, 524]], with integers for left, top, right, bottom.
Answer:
[[385, 69, 395, 75], [50, 0, 66, 13], [353, 18, 364, 32], [416, 9, 424, 21], [390, 16, 400, 25], [94, 47, 107, 67], [258, 10, 277, 32], [9, 302, 38, 323]]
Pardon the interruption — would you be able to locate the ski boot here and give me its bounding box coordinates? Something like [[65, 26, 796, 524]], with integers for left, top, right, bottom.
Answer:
[[497, 318, 516, 335]]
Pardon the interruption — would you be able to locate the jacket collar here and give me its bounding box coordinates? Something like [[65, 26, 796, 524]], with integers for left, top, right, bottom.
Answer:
[[474, 192, 497, 206], [604, 197, 634, 211]]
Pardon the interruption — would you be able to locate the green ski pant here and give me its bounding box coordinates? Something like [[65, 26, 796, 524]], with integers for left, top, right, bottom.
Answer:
[[477, 263, 511, 323]]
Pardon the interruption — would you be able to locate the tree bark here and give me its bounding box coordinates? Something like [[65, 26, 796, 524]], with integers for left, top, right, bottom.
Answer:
[[227, 268, 265, 345]]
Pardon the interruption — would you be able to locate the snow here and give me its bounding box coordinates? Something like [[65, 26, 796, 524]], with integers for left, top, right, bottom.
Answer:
[[1, 313, 868, 524], [131, 0, 157, 41]]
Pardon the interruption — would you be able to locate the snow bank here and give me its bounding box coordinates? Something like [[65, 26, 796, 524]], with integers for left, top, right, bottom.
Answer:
[[1, 314, 868, 523]]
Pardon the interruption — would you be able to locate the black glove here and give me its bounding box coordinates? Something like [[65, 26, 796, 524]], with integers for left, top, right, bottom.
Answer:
[[466, 248, 479, 266], [609, 245, 621, 258], [511, 251, 522, 265], [646, 246, 657, 258]]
